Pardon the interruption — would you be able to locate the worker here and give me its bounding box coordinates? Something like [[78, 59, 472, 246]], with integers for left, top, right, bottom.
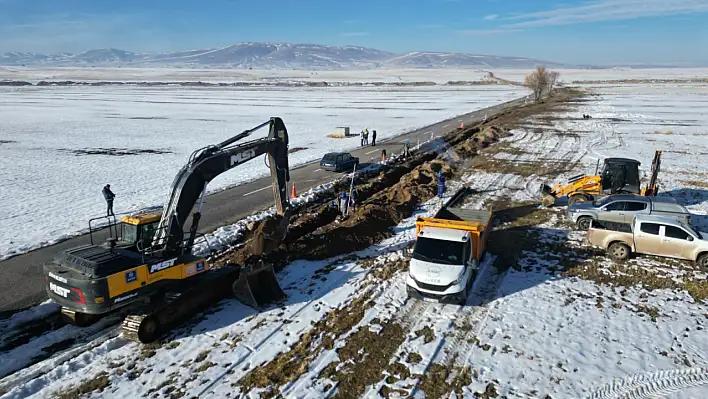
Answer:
[[360, 130, 365, 147], [437, 172, 446, 207], [403, 140, 410, 158], [363, 128, 369, 145], [371, 130, 377, 146], [349, 187, 359, 212], [102, 184, 116, 216], [338, 191, 349, 216]]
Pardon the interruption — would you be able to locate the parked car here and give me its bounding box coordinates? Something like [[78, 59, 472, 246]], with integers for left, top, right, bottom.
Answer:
[[586, 215, 708, 269], [567, 194, 691, 231], [320, 152, 359, 172]]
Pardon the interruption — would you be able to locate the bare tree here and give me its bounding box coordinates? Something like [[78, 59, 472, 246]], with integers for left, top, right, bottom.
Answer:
[[547, 71, 560, 96], [524, 66, 559, 101]]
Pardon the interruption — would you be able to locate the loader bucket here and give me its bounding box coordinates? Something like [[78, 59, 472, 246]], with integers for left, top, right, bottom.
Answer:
[[232, 263, 286, 308], [540, 184, 556, 207]]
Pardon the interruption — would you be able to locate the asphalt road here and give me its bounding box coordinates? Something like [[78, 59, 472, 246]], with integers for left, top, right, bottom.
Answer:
[[0, 96, 527, 314]]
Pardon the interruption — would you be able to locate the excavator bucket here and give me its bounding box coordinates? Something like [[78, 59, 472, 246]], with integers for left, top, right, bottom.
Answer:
[[540, 184, 556, 207], [232, 262, 286, 308]]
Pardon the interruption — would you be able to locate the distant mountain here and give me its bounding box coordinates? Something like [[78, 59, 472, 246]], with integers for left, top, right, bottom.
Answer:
[[0, 42, 567, 69]]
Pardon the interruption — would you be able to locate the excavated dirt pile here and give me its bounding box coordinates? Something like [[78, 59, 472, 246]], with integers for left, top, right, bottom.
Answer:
[[218, 88, 584, 271], [221, 125, 501, 268]]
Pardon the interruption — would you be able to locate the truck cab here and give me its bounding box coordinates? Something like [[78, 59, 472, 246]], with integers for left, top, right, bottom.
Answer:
[[406, 188, 491, 305]]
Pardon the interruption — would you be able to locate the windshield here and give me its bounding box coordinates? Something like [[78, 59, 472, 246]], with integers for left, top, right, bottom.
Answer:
[[679, 220, 698, 237], [412, 237, 465, 265], [322, 153, 338, 162], [593, 196, 614, 207], [122, 223, 138, 242]]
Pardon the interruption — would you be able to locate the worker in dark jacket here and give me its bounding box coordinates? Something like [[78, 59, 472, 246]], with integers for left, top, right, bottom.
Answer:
[[349, 187, 359, 212], [371, 130, 377, 146], [436, 172, 446, 207], [102, 184, 116, 216]]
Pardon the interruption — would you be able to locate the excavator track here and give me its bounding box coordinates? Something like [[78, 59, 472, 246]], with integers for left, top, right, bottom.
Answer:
[[119, 264, 285, 343], [60, 307, 102, 327]]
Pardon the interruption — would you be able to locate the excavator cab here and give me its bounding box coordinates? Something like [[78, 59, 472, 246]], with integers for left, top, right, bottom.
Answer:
[[120, 212, 161, 250], [599, 158, 641, 195]]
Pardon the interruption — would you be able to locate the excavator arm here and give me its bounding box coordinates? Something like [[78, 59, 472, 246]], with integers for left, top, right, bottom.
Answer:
[[149, 117, 290, 257], [642, 150, 661, 196]]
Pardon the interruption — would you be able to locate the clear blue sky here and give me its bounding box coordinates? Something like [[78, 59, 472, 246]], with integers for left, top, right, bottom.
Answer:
[[1, 0, 706, 65]]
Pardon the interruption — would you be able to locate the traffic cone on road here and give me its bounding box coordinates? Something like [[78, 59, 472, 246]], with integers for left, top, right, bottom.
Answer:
[[291, 182, 297, 199], [381, 150, 387, 162], [460, 121, 464, 129]]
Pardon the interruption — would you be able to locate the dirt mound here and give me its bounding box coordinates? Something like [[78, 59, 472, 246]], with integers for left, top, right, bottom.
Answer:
[[217, 89, 584, 271]]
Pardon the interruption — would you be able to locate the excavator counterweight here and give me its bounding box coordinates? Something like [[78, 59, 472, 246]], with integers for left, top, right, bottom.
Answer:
[[43, 117, 293, 343]]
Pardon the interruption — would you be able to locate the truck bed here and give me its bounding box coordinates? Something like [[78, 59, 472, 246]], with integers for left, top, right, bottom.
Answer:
[[435, 207, 492, 225], [590, 220, 632, 233]]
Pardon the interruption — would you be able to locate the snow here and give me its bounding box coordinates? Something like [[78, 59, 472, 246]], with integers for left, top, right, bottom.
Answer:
[[0, 84, 528, 260], [2, 80, 708, 399], [3, 66, 707, 86]]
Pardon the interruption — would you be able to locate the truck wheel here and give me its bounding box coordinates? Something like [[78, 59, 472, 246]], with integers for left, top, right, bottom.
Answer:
[[608, 242, 630, 261], [697, 253, 708, 271], [576, 217, 592, 231]]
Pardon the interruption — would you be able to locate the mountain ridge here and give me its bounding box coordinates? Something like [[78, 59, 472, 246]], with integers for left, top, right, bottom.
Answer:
[[0, 41, 570, 69]]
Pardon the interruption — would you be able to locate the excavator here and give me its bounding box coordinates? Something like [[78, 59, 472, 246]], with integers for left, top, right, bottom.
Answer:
[[44, 117, 291, 343], [540, 150, 662, 207]]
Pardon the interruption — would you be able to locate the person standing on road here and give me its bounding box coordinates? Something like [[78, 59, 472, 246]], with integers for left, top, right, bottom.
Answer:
[[102, 184, 116, 216], [371, 130, 377, 146], [360, 130, 365, 147], [363, 128, 369, 145]]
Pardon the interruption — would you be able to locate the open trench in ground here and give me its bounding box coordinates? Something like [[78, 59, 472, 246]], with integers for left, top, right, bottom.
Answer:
[[0, 89, 586, 395]]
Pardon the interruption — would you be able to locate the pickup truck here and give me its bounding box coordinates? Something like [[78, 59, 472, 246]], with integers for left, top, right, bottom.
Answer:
[[405, 187, 492, 305], [567, 194, 691, 231], [586, 215, 708, 269]]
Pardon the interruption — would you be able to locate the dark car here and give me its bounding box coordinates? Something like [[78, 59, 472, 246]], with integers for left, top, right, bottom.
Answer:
[[320, 152, 360, 172]]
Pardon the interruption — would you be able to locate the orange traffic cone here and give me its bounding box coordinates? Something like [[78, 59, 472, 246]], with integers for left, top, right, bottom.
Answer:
[[291, 182, 297, 199], [381, 152, 386, 162], [460, 121, 464, 129]]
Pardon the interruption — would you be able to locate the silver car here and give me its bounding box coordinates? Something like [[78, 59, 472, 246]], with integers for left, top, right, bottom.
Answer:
[[567, 194, 691, 230]]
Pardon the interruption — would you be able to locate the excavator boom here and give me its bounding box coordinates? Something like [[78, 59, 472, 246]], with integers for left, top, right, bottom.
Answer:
[[641, 150, 662, 196], [150, 117, 290, 257]]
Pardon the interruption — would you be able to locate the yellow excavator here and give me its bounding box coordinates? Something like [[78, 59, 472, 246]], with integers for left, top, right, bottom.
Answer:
[[541, 151, 662, 207], [44, 118, 291, 343]]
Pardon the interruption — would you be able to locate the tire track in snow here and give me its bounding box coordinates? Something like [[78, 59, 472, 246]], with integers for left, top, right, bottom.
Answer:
[[586, 367, 708, 399]]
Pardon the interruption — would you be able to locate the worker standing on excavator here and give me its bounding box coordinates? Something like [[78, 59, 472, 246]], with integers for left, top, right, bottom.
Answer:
[[102, 184, 115, 216]]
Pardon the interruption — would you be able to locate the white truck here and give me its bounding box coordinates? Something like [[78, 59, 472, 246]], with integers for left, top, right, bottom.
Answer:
[[405, 187, 492, 305]]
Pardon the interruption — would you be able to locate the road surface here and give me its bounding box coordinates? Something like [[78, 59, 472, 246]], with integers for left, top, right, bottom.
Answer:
[[0, 96, 527, 314]]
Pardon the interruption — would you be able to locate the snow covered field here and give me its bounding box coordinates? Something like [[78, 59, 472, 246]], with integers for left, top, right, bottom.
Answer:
[[0, 84, 528, 260], [1, 83, 707, 398], [3, 66, 707, 85]]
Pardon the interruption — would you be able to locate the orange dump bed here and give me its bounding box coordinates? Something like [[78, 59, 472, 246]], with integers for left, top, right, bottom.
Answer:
[[415, 207, 492, 261]]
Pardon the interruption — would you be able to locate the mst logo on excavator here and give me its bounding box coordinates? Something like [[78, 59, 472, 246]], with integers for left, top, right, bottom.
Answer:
[[149, 258, 178, 274], [230, 149, 256, 166]]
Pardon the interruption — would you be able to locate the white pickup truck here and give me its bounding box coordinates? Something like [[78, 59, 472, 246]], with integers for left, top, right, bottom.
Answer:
[[586, 214, 708, 269]]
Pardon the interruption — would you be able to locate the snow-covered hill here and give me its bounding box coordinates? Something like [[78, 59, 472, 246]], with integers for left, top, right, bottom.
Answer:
[[0, 42, 564, 69]]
